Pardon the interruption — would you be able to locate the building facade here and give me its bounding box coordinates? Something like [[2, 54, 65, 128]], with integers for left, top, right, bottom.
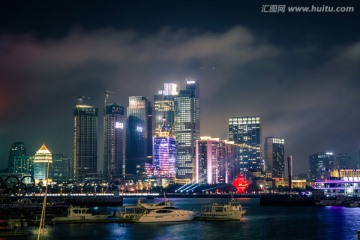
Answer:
[[264, 137, 285, 178], [152, 121, 176, 180], [103, 103, 125, 179], [228, 117, 263, 174], [52, 154, 72, 182], [33, 144, 53, 184], [13, 155, 33, 175], [196, 137, 232, 184], [126, 96, 152, 176], [8, 142, 27, 170], [309, 152, 334, 181], [153, 83, 178, 136], [174, 79, 200, 182], [336, 153, 352, 169], [73, 104, 98, 180]]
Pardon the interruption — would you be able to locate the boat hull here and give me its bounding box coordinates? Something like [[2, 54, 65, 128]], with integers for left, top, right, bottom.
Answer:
[[199, 209, 246, 221], [137, 210, 196, 223]]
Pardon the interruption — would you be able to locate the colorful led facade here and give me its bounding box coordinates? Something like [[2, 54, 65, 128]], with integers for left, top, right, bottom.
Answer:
[[228, 117, 263, 173], [264, 137, 285, 178], [152, 123, 176, 179], [174, 79, 200, 182], [33, 144, 53, 184], [73, 104, 98, 180], [313, 170, 360, 197], [104, 103, 125, 179], [126, 96, 152, 175], [196, 137, 242, 184]]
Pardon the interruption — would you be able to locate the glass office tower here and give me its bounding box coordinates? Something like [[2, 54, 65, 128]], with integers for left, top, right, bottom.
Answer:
[[264, 137, 285, 178], [104, 104, 125, 179], [126, 96, 152, 176], [174, 79, 200, 182], [153, 83, 178, 136], [228, 117, 262, 174], [73, 104, 98, 180]]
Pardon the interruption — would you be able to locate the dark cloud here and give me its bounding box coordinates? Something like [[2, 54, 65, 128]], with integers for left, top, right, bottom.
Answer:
[[1, 23, 359, 174]]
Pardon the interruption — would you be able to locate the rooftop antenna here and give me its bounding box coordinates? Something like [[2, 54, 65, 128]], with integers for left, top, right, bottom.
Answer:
[[73, 95, 91, 105]]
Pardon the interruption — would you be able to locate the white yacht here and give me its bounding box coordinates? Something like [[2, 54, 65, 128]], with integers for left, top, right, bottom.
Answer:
[[135, 207, 196, 223], [119, 199, 196, 223], [198, 198, 246, 221], [137, 198, 173, 210], [52, 206, 111, 222]]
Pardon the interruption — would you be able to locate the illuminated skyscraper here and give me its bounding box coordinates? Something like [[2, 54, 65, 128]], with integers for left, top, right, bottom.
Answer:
[[126, 96, 152, 175], [336, 153, 352, 169], [13, 155, 33, 175], [33, 144, 53, 184], [228, 117, 262, 173], [196, 137, 232, 184], [264, 137, 285, 178], [103, 104, 125, 179], [8, 142, 27, 169], [153, 83, 178, 136], [174, 79, 200, 182], [309, 152, 334, 181], [73, 104, 98, 180], [52, 154, 71, 182], [152, 119, 176, 180]]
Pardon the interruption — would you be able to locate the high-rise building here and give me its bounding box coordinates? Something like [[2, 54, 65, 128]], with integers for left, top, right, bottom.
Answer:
[[336, 153, 352, 169], [174, 79, 200, 182], [264, 137, 285, 178], [196, 137, 234, 184], [126, 96, 152, 175], [52, 154, 72, 182], [8, 142, 27, 170], [152, 119, 176, 180], [153, 83, 178, 136], [309, 152, 334, 181], [103, 104, 125, 179], [33, 144, 53, 184], [13, 155, 33, 175], [228, 117, 262, 173], [73, 104, 98, 180]]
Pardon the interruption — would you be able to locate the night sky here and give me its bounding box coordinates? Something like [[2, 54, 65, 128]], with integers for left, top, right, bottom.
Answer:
[[1, 0, 360, 174]]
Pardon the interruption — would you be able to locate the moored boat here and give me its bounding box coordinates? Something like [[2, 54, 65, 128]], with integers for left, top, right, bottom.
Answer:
[[137, 198, 173, 210], [0, 218, 29, 237], [198, 198, 246, 221], [118, 198, 196, 223], [135, 207, 196, 223], [52, 206, 112, 223]]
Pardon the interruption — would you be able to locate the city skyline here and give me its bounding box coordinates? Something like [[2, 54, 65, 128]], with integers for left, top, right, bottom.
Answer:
[[1, 1, 360, 175]]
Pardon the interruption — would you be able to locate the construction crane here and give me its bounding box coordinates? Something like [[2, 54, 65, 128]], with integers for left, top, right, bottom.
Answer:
[[104, 90, 114, 107]]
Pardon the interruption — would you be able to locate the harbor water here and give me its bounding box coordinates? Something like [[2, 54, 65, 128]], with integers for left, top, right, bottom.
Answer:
[[23, 198, 360, 240]]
